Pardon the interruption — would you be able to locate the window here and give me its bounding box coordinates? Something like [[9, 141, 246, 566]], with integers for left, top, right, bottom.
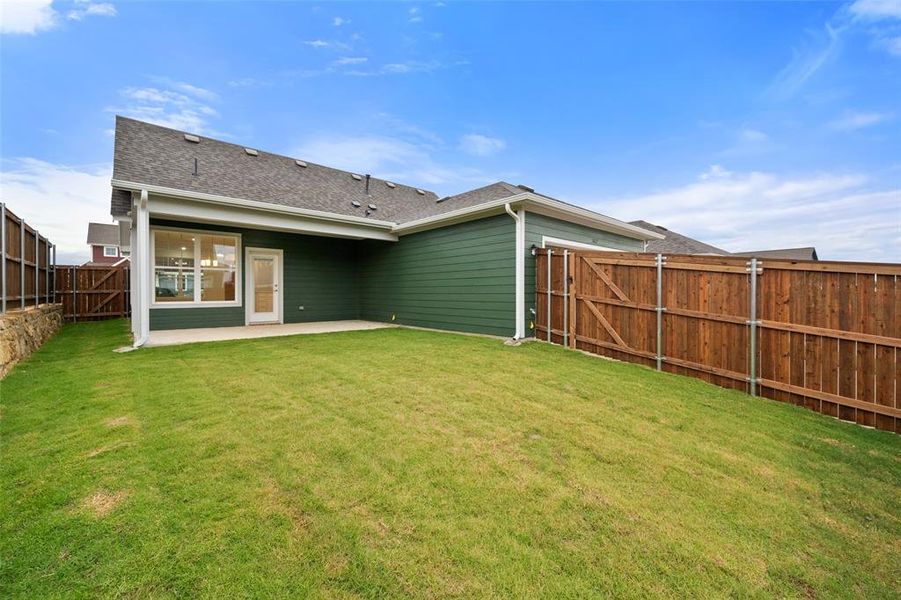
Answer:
[[103, 246, 117, 257], [152, 229, 239, 305]]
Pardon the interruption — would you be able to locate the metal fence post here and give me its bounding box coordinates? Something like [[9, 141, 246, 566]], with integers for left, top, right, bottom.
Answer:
[[563, 249, 569, 348], [546, 248, 553, 342], [52, 245, 57, 304], [655, 253, 665, 371], [748, 258, 759, 396], [0, 202, 5, 313], [34, 231, 39, 305], [72, 266, 77, 322], [45, 239, 50, 304], [20, 219, 25, 309]]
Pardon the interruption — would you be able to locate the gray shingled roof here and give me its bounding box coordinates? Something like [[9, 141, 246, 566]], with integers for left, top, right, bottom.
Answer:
[[629, 221, 728, 255], [111, 116, 439, 221], [86, 222, 120, 246], [733, 247, 819, 261]]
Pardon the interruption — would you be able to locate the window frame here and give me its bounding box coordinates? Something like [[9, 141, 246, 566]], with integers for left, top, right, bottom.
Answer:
[[103, 245, 118, 257], [150, 226, 242, 309]]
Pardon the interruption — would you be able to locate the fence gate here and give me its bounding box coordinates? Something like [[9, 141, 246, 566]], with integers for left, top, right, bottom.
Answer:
[[535, 249, 901, 434], [55, 265, 130, 321]]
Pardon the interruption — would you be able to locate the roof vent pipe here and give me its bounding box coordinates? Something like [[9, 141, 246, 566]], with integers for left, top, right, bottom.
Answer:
[[364, 174, 371, 195]]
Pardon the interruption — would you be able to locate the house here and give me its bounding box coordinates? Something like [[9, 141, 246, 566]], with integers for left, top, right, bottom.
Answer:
[[110, 116, 662, 345], [85, 222, 129, 266], [733, 247, 819, 261], [629, 220, 728, 255]]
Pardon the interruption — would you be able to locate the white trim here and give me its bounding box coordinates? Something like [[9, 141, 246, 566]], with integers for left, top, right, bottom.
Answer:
[[541, 236, 620, 252], [149, 226, 242, 309], [244, 247, 284, 325], [394, 193, 665, 241], [504, 203, 526, 340], [112, 179, 396, 228], [102, 245, 118, 257], [147, 195, 398, 242], [134, 190, 150, 347]]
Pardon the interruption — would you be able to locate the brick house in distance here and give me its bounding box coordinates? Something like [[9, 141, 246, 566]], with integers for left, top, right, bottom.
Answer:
[[85, 222, 129, 266]]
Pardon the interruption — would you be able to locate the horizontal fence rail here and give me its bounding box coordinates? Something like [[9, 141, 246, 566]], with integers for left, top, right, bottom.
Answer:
[[1, 203, 55, 312], [55, 265, 130, 321], [535, 249, 901, 434]]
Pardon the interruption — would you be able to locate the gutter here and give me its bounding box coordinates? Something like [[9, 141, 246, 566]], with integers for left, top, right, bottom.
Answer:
[[111, 179, 397, 229], [504, 203, 525, 340]]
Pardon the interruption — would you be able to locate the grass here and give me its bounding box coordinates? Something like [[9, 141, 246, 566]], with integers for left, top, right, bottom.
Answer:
[[1, 320, 899, 598]]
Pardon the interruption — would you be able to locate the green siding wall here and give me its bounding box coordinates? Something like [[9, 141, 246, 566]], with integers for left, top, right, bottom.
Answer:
[[358, 214, 516, 337], [523, 212, 643, 337], [149, 219, 359, 330]]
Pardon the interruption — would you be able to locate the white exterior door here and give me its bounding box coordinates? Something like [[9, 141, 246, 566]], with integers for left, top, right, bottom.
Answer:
[[247, 250, 281, 324]]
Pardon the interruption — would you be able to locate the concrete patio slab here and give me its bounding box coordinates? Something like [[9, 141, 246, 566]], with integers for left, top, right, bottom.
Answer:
[[145, 320, 395, 347]]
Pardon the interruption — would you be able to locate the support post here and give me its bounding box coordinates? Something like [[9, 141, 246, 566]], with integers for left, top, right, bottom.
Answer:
[[568, 252, 576, 349], [562, 250, 569, 348], [655, 253, 665, 371], [52, 245, 57, 304], [546, 248, 552, 342], [748, 258, 759, 396], [0, 202, 5, 313], [45, 239, 50, 304]]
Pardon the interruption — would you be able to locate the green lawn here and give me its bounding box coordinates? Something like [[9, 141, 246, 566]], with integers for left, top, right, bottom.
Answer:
[[2, 320, 899, 598]]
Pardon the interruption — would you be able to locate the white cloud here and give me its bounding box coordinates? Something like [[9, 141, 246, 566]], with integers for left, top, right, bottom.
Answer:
[[768, 24, 842, 99], [333, 56, 368, 66], [884, 35, 901, 54], [107, 81, 220, 133], [459, 134, 506, 157], [739, 129, 768, 142], [592, 166, 900, 262], [828, 110, 894, 130], [332, 16, 348, 26], [849, 0, 901, 20], [302, 39, 350, 51], [67, 1, 116, 21], [0, 158, 112, 264], [409, 7, 423, 23], [0, 0, 57, 34]]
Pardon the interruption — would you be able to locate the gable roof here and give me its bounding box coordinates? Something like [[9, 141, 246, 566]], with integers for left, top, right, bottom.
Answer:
[[733, 247, 819, 261], [86, 222, 120, 246], [111, 116, 439, 222], [629, 221, 728, 255], [110, 117, 661, 241]]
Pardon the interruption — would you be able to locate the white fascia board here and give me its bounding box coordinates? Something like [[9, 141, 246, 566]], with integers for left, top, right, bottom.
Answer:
[[392, 192, 665, 241], [147, 195, 398, 242], [111, 179, 397, 230]]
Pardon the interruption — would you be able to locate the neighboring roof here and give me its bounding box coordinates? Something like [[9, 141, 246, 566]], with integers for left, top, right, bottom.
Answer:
[[86, 222, 120, 246], [733, 247, 819, 261], [110, 117, 661, 241], [629, 221, 728, 255]]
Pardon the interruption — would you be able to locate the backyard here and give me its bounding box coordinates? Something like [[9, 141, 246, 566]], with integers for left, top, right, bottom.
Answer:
[[1, 320, 899, 598]]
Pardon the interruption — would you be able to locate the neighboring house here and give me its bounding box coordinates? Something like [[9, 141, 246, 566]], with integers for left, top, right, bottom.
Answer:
[[631, 221, 820, 261], [629, 220, 728, 255], [110, 117, 662, 344], [85, 222, 129, 266], [733, 247, 819, 261]]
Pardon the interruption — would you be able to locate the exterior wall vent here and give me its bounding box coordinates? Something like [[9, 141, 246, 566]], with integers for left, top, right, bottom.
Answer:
[[244, 148, 259, 156], [184, 134, 201, 143], [351, 173, 363, 181], [295, 160, 308, 168], [351, 200, 361, 207], [415, 189, 426, 195], [385, 181, 396, 188]]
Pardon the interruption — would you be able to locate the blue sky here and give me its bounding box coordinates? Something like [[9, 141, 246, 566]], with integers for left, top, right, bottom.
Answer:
[[1, 0, 899, 263]]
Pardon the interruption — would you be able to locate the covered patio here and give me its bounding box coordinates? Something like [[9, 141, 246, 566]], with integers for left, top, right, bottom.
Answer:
[[144, 319, 394, 347]]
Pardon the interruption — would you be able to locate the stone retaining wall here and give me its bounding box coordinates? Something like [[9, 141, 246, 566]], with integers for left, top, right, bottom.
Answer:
[[0, 304, 63, 378]]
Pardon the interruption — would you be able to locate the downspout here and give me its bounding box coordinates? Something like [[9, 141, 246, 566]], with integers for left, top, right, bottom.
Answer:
[[133, 189, 150, 348], [504, 203, 525, 340]]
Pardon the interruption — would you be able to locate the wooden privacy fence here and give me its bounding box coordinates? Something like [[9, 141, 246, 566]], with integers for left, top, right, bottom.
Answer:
[[1, 203, 56, 312], [536, 249, 901, 434], [55, 265, 130, 321]]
